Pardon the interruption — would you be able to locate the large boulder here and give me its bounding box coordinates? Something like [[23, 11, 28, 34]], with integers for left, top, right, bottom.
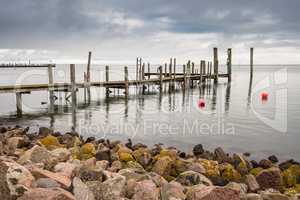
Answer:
[[245, 174, 260, 192], [40, 135, 63, 150], [176, 171, 212, 187], [33, 178, 60, 188], [132, 180, 160, 200], [73, 177, 95, 200], [18, 145, 57, 169], [18, 188, 75, 200], [240, 193, 263, 200], [256, 167, 283, 191], [87, 173, 126, 200], [186, 185, 240, 200], [161, 181, 186, 200], [27, 166, 71, 189], [193, 144, 204, 156], [0, 159, 35, 200], [50, 148, 71, 162], [152, 156, 173, 178], [260, 189, 289, 200]]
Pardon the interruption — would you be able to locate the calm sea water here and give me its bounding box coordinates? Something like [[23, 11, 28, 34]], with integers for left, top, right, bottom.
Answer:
[[0, 64, 299, 161]]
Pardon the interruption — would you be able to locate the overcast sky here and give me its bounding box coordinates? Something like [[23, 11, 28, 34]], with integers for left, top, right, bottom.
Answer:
[[0, 0, 300, 64]]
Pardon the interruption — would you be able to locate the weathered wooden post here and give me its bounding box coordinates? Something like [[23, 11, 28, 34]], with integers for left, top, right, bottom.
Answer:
[[147, 62, 150, 79], [142, 63, 145, 94], [16, 92, 22, 116], [191, 62, 195, 87], [187, 61, 191, 88], [105, 66, 109, 98], [173, 58, 176, 90], [48, 65, 54, 113], [70, 64, 77, 104], [84, 72, 87, 102], [159, 66, 163, 92], [136, 57, 139, 80], [250, 47, 254, 80], [169, 58, 173, 78], [164, 63, 167, 77], [200, 60, 204, 84], [87, 51, 92, 82], [213, 48, 219, 83], [124, 66, 129, 98], [227, 48, 232, 82], [183, 64, 186, 90]]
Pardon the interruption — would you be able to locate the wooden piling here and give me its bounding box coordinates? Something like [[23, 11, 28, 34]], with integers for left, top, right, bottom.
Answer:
[[250, 47, 254, 80], [70, 64, 77, 104], [213, 48, 219, 83], [169, 58, 172, 77], [159, 66, 163, 92], [87, 51, 92, 82], [183, 64, 186, 89], [48, 65, 54, 113], [136, 58, 139, 80], [16, 92, 22, 116], [227, 48, 232, 82], [147, 63, 150, 79], [165, 63, 167, 77], [105, 66, 109, 98], [124, 66, 129, 98]]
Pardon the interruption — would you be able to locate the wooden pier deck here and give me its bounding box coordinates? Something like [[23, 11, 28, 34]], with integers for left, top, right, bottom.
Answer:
[[0, 47, 255, 116], [0, 64, 55, 68]]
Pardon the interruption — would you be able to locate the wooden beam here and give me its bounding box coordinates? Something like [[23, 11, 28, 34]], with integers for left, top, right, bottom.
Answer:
[[213, 47, 219, 83]]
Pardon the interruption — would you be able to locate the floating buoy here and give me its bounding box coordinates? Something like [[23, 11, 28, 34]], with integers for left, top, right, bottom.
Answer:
[[261, 92, 268, 101], [198, 99, 205, 108]]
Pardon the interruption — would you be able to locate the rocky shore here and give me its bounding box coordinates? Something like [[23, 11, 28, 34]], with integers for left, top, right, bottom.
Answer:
[[0, 125, 299, 200]]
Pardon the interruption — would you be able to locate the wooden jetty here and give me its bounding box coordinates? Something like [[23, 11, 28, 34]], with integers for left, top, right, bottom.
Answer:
[[0, 63, 55, 68], [0, 48, 254, 116]]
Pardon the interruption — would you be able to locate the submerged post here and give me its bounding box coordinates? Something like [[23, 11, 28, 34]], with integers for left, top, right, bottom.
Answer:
[[213, 47, 219, 83], [124, 66, 129, 98], [105, 66, 109, 98], [48, 65, 54, 113], [250, 47, 254, 80], [227, 48, 232, 82], [70, 64, 77, 104]]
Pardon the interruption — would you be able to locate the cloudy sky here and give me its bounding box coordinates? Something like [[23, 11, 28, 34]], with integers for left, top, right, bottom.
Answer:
[[0, 0, 300, 64]]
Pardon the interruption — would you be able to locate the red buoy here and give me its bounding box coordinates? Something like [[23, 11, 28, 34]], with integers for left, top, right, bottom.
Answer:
[[261, 92, 268, 101], [198, 99, 205, 108]]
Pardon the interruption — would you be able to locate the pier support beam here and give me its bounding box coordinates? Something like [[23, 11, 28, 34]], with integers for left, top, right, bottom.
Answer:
[[159, 66, 163, 93]]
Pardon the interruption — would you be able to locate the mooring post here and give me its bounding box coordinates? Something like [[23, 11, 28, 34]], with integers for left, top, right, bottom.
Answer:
[[16, 92, 22, 116], [250, 47, 254, 80], [200, 61, 204, 84], [142, 63, 145, 94], [48, 64, 54, 113], [227, 48, 232, 82], [124, 66, 129, 98], [70, 64, 77, 104], [105, 66, 109, 98], [213, 47, 219, 83]]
